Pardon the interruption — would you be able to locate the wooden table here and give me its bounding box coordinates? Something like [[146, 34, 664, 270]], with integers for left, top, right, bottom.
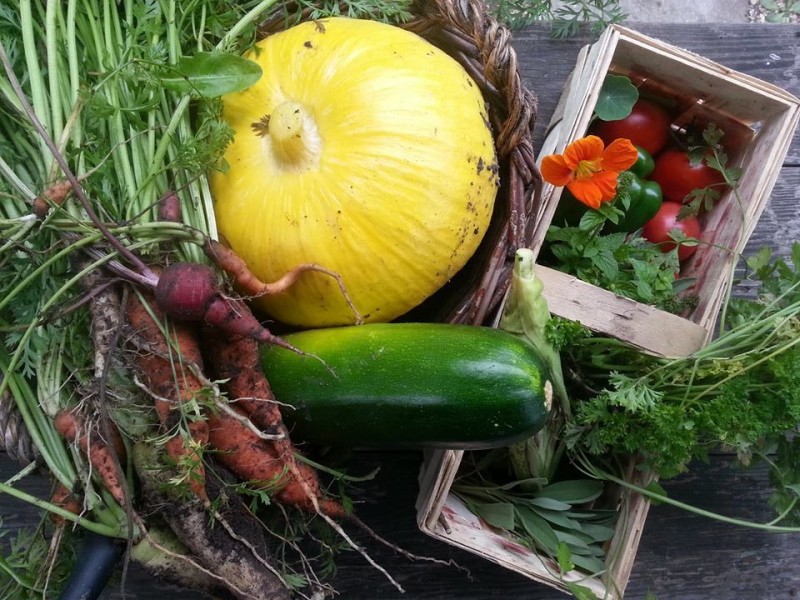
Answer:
[[3, 22, 800, 600]]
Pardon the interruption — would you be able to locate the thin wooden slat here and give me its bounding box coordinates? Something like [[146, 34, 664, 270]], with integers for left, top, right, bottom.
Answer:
[[531, 24, 800, 357]]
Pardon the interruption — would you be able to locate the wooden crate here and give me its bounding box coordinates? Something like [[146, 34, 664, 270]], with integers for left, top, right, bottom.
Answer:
[[415, 25, 800, 598], [531, 25, 800, 357], [416, 449, 654, 599]]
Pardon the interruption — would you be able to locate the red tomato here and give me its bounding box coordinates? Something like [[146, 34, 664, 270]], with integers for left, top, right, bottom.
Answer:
[[591, 99, 671, 156], [642, 201, 701, 261], [650, 149, 726, 203]]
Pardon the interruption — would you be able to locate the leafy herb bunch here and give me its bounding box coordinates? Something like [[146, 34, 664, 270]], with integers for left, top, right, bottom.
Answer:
[[562, 245, 800, 524], [544, 190, 698, 315]]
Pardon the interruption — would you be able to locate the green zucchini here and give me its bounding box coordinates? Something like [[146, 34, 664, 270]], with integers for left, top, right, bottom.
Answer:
[[260, 323, 552, 449]]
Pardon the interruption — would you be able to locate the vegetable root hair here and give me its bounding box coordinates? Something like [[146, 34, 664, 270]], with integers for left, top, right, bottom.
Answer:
[[203, 238, 363, 323]]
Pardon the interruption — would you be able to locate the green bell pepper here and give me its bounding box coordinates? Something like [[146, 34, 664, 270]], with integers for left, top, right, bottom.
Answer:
[[630, 145, 656, 179], [605, 171, 663, 233]]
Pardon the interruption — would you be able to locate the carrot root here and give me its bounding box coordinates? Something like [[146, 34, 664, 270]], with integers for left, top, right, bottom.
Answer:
[[203, 238, 363, 323], [125, 289, 209, 501], [53, 408, 128, 507], [206, 408, 345, 519]]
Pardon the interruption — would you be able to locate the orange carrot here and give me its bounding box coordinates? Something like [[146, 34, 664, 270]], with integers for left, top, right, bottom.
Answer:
[[202, 238, 361, 322], [200, 311, 285, 435], [125, 290, 209, 501], [199, 306, 346, 518], [156, 190, 181, 223], [49, 481, 82, 525], [206, 407, 345, 518], [32, 180, 72, 219], [53, 408, 128, 507]]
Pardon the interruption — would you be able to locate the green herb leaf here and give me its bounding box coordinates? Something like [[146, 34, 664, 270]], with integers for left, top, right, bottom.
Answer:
[[534, 507, 582, 530], [473, 502, 516, 530], [594, 74, 639, 121], [556, 540, 574, 573], [538, 479, 604, 504], [158, 52, 262, 97], [569, 553, 607, 577], [529, 496, 573, 511], [568, 581, 603, 600], [516, 506, 560, 552], [580, 522, 616, 542]]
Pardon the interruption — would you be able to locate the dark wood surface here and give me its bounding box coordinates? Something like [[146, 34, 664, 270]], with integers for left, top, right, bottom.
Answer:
[[3, 22, 800, 600]]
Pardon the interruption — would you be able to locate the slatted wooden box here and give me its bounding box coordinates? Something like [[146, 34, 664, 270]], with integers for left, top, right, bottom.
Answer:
[[416, 25, 800, 599], [531, 24, 800, 358]]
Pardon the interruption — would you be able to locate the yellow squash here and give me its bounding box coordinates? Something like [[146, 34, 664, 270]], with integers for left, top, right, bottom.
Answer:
[[211, 17, 498, 326]]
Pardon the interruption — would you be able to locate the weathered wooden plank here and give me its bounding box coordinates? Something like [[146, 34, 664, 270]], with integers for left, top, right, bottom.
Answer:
[[2, 22, 799, 600], [4, 451, 798, 600]]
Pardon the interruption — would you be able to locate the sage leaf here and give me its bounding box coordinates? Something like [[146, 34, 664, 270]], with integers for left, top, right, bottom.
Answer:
[[516, 506, 560, 552], [568, 581, 602, 600], [539, 479, 604, 504], [594, 74, 638, 121], [473, 502, 516, 530], [555, 529, 598, 553], [528, 496, 572, 511], [158, 52, 262, 97], [569, 553, 607, 577], [533, 507, 582, 530], [581, 522, 616, 543]]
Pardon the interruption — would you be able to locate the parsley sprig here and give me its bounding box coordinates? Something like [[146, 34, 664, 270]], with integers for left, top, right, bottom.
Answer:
[[543, 192, 698, 314], [562, 245, 800, 525]]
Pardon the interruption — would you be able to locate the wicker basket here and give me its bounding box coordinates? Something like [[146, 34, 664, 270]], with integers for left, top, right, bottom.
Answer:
[[261, 0, 543, 327]]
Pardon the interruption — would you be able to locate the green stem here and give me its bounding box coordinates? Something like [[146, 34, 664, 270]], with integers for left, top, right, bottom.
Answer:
[[20, 0, 50, 162], [578, 456, 800, 533], [0, 481, 121, 537], [45, 1, 64, 147], [3, 462, 39, 487]]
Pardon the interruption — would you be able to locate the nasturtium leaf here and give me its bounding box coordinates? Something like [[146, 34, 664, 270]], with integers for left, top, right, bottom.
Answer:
[[594, 74, 639, 122], [473, 502, 516, 530], [158, 52, 262, 97]]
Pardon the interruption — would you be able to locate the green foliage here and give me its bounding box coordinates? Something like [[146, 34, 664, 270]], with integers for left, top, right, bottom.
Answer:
[[487, 0, 625, 35], [760, 0, 800, 22], [564, 248, 800, 518], [680, 123, 742, 218], [156, 52, 263, 97], [286, 0, 414, 23], [594, 74, 638, 122], [454, 470, 616, 579], [0, 521, 76, 598], [487, 0, 552, 29], [543, 199, 697, 314], [550, 0, 627, 38], [545, 316, 592, 352]]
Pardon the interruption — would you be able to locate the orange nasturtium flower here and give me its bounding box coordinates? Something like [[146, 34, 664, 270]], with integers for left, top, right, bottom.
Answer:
[[541, 135, 638, 209]]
